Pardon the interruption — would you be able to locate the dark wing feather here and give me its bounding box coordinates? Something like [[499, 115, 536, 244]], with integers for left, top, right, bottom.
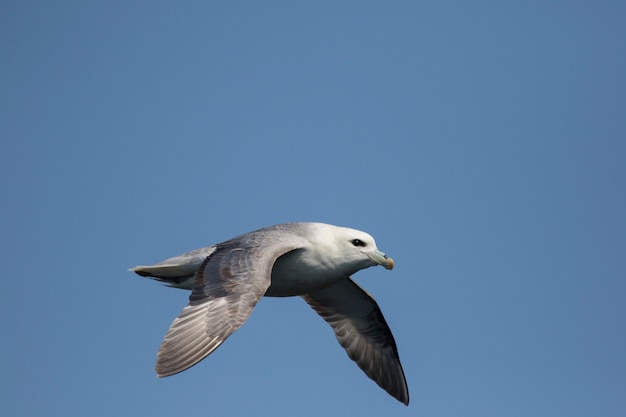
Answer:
[[303, 279, 409, 405]]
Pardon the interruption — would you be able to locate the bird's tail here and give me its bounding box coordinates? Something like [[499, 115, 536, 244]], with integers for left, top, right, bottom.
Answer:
[[129, 245, 216, 290]]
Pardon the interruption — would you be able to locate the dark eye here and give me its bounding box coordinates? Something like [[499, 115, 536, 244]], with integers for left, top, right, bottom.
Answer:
[[351, 239, 366, 247]]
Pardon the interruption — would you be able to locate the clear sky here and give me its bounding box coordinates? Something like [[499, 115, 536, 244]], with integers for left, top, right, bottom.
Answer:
[[1, 1, 625, 416]]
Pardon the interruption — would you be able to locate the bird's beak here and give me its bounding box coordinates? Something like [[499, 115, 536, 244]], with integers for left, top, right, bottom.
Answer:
[[368, 249, 395, 270]]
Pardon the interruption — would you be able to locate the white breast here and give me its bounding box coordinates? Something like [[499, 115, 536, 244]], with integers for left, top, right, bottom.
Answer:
[[265, 249, 348, 297]]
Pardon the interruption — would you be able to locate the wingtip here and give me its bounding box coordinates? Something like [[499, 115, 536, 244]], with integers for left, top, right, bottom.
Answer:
[[388, 379, 409, 405], [155, 362, 183, 378]]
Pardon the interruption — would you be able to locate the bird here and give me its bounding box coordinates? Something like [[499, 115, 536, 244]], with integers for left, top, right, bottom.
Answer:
[[130, 222, 409, 405]]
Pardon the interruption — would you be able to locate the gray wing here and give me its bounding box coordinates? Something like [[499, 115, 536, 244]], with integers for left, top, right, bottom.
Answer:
[[302, 279, 409, 405], [156, 239, 301, 377]]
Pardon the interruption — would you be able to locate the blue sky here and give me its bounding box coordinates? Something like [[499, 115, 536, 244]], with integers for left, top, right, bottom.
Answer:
[[1, 1, 625, 416]]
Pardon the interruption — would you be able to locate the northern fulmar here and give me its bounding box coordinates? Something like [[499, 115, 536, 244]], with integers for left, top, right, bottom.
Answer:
[[130, 222, 409, 405]]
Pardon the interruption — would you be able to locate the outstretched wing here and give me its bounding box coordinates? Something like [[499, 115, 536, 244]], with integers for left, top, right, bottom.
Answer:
[[302, 279, 409, 405], [156, 239, 301, 377]]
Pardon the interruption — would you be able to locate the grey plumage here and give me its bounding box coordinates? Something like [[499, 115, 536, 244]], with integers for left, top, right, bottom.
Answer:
[[131, 222, 409, 405]]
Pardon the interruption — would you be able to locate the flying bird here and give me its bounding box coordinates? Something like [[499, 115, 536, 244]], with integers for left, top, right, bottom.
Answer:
[[130, 222, 409, 405]]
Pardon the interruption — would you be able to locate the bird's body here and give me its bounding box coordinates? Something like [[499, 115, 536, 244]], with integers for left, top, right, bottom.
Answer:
[[131, 222, 409, 405]]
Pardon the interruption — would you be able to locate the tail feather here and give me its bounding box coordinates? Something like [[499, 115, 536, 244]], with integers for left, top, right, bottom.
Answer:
[[129, 265, 195, 288], [130, 245, 216, 290]]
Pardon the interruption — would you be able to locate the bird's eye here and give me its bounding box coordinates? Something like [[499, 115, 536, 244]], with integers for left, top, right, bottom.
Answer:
[[351, 239, 366, 247]]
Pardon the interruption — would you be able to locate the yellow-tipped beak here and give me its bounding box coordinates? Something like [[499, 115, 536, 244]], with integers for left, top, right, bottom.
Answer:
[[369, 250, 395, 270], [383, 257, 395, 270]]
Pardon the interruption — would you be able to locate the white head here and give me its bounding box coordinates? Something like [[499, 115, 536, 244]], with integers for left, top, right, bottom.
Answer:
[[308, 223, 395, 275]]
